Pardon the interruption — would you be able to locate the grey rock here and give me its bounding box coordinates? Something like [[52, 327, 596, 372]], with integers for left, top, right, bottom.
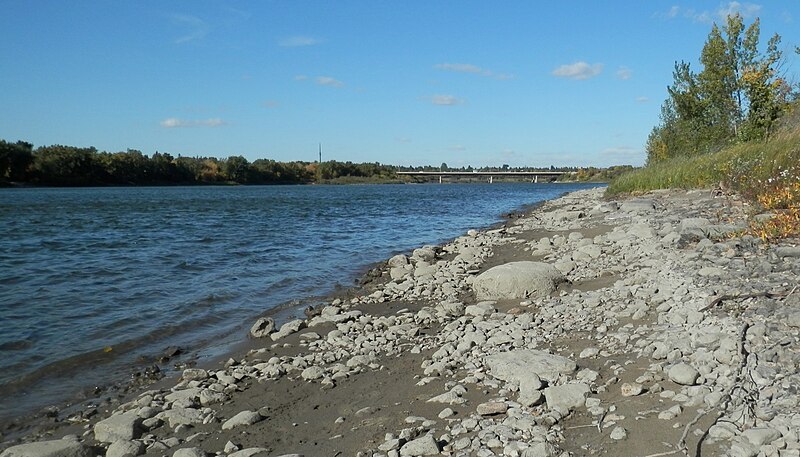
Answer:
[[520, 442, 558, 457], [388, 254, 409, 268], [250, 317, 276, 338], [0, 439, 91, 457], [270, 319, 306, 341], [775, 246, 800, 258], [160, 408, 204, 428], [221, 410, 263, 430], [301, 366, 325, 380], [476, 401, 508, 416], [181, 368, 208, 382], [668, 363, 699, 386], [106, 440, 144, 457], [620, 382, 644, 397], [543, 383, 590, 411], [473, 262, 564, 300], [620, 199, 655, 213], [610, 426, 627, 440], [399, 435, 440, 456], [172, 448, 206, 457], [228, 449, 269, 457], [94, 412, 144, 443], [742, 427, 781, 446], [485, 349, 576, 384]]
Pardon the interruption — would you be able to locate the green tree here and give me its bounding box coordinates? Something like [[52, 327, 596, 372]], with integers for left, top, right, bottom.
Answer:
[[647, 13, 789, 163], [223, 155, 251, 183], [0, 140, 34, 181]]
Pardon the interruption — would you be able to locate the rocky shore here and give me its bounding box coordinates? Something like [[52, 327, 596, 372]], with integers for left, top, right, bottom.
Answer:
[[3, 187, 800, 457]]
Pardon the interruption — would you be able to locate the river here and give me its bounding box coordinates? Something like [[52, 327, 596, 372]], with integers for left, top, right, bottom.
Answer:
[[0, 182, 601, 421]]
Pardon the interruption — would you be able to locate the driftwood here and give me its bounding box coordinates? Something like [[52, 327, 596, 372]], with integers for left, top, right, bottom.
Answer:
[[675, 323, 751, 457], [699, 287, 796, 312]]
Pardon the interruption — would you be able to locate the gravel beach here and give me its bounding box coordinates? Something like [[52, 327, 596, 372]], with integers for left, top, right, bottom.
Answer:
[[4, 187, 800, 457]]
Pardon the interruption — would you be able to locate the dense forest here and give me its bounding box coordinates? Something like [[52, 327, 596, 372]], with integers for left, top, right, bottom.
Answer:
[[0, 141, 399, 186], [0, 140, 630, 187]]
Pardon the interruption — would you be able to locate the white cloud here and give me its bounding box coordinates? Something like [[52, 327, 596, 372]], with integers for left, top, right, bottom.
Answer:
[[718, 2, 762, 19], [616, 66, 632, 80], [262, 100, 280, 108], [294, 75, 308, 81], [160, 117, 226, 128], [436, 63, 482, 74], [395, 137, 412, 143], [279, 36, 321, 47], [316, 76, 344, 88], [448, 145, 466, 151], [658, 3, 762, 23], [636, 96, 650, 103], [434, 63, 514, 80], [171, 14, 209, 44], [552, 61, 604, 80], [430, 95, 464, 106]]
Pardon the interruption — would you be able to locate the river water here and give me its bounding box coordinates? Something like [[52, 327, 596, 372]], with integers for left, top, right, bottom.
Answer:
[[0, 182, 600, 421]]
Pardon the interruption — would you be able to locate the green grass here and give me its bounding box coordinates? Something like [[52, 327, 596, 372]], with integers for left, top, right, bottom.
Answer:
[[607, 123, 800, 197]]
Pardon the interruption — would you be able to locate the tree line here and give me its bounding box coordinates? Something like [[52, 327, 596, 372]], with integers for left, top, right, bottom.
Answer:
[[647, 13, 798, 163], [0, 141, 398, 186]]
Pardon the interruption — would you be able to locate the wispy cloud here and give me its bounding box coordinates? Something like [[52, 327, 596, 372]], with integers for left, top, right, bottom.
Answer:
[[657, 3, 762, 23], [395, 137, 412, 143], [316, 76, 344, 88], [171, 14, 210, 44], [160, 117, 227, 128], [434, 63, 514, 80], [448, 145, 466, 151], [262, 100, 280, 108], [279, 36, 321, 47], [616, 66, 632, 80], [294, 75, 309, 81], [552, 61, 604, 80], [430, 95, 464, 106], [635, 96, 650, 103]]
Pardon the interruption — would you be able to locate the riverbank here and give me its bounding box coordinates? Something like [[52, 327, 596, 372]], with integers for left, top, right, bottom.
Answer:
[[3, 187, 800, 457]]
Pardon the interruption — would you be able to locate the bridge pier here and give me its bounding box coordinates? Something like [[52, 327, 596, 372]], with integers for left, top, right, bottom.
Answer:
[[439, 175, 442, 184], [488, 176, 493, 184]]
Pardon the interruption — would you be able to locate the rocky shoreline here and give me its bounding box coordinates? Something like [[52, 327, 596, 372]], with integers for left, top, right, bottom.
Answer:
[[3, 187, 800, 457]]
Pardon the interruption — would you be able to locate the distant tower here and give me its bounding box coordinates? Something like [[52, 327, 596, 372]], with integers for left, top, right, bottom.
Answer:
[[319, 143, 322, 163]]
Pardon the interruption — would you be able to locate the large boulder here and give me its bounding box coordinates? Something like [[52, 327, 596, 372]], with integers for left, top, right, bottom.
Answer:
[[473, 262, 564, 300], [94, 411, 143, 443], [543, 383, 590, 411], [0, 439, 91, 457], [485, 350, 577, 384]]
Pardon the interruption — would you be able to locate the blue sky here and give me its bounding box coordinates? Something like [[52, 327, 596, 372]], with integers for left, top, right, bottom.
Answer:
[[1, 1, 799, 167]]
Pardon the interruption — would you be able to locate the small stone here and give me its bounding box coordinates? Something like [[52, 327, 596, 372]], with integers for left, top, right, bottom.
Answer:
[[476, 401, 508, 416], [249, 317, 276, 338], [172, 448, 206, 457], [399, 435, 440, 456], [438, 408, 455, 419], [106, 440, 144, 457], [610, 426, 627, 440], [579, 347, 599, 358], [221, 411, 263, 430], [94, 412, 144, 443], [228, 449, 269, 457], [620, 382, 644, 397]]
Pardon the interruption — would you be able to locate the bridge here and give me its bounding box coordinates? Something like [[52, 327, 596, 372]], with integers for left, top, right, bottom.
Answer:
[[396, 171, 574, 184]]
